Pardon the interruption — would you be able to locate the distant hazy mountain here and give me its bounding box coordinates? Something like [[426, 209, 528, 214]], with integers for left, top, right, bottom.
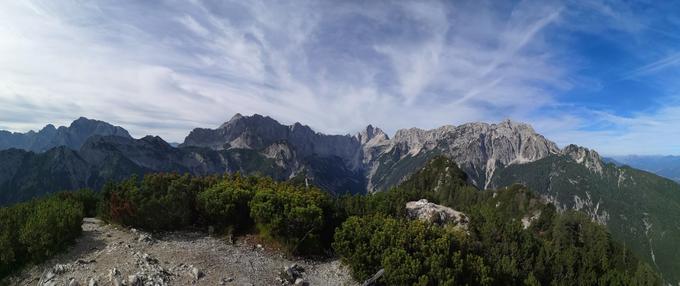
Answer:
[[607, 155, 680, 182], [1, 114, 679, 283], [0, 117, 131, 152], [0, 135, 271, 204]]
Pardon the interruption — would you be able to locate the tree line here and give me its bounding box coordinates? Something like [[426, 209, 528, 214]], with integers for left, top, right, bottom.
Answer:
[[0, 156, 663, 285]]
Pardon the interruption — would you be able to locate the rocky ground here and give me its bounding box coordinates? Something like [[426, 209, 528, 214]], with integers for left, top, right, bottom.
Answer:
[[7, 218, 357, 286]]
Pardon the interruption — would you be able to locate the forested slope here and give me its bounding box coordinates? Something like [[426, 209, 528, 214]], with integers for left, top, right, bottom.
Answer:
[[0, 157, 662, 285]]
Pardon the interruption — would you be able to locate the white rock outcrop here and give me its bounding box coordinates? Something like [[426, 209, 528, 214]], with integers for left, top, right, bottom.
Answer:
[[405, 199, 469, 229], [561, 144, 604, 174]]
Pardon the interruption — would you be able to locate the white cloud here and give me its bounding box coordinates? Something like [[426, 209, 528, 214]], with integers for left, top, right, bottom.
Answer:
[[0, 0, 678, 154], [623, 52, 680, 79], [176, 15, 210, 38]]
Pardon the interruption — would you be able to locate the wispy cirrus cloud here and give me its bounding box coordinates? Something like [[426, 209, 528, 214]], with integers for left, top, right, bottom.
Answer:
[[0, 0, 567, 137], [623, 52, 680, 79], [0, 0, 679, 154]]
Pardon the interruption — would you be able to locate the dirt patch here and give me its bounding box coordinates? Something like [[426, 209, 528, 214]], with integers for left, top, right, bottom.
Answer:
[[6, 218, 357, 286]]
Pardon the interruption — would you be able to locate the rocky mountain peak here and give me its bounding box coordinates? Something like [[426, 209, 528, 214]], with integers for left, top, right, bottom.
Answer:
[[38, 124, 59, 138], [356, 125, 389, 146], [231, 112, 244, 121], [218, 114, 242, 129], [69, 117, 101, 130], [42, 124, 57, 132], [219, 113, 275, 129], [186, 114, 290, 150], [182, 114, 362, 169], [141, 135, 171, 147], [496, 118, 535, 131], [0, 117, 132, 153], [70, 116, 91, 126], [181, 114, 597, 192], [366, 120, 561, 191], [562, 144, 604, 174], [391, 125, 456, 156], [67, 117, 131, 137], [290, 122, 315, 135]]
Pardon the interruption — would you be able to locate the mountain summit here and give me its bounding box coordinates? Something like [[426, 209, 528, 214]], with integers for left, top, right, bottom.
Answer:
[[0, 117, 131, 153], [372, 119, 561, 190], [181, 114, 363, 169], [179, 114, 563, 192]]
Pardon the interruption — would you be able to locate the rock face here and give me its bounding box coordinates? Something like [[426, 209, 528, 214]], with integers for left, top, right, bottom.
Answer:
[[0, 114, 597, 204], [368, 119, 560, 190], [180, 115, 563, 193], [561, 144, 604, 174], [180, 114, 368, 192], [357, 125, 390, 164], [405, 199, 469, 229], [181, 114, 362, 168], [0, 114, 618, 200], [0, 117, 132, 153], [521, 211, 542, 229]]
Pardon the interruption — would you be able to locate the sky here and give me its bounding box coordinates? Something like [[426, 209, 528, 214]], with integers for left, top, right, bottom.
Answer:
[[1, 0, 680, 155]]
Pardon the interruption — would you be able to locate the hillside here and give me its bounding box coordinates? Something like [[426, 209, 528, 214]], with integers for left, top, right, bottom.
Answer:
[[1, 157, 661, 285], [608, 155, 680, 182], [491, 154, 680, 284]]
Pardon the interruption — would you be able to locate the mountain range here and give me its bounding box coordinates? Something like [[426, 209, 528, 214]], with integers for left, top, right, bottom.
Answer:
[[607, 155, 680, 182], [0, 117, 131, 152], [0, 114, 679, 284]]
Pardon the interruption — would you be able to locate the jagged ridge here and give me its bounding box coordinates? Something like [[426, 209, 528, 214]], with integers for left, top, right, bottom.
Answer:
[[0, 117, 131, 153]]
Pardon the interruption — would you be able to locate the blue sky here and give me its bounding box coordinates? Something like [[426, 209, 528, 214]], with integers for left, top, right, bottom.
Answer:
[[1, 0, 680, 155]]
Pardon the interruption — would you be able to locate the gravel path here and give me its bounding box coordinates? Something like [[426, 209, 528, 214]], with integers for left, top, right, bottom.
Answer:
[[7, 218, 357, 286]]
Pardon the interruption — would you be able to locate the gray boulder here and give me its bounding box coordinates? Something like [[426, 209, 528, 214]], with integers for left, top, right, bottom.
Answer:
[[406, 199, 469, 229]]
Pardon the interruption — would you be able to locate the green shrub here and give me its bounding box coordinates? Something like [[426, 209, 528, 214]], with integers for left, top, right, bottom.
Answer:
[[99, 173, 220, 231], [333, 215, 490, 285], [98, 177, 138, 225], [97, 173, 338, 255], [0, 205, 24, 278], [134, 174, 198, 230], [57, 189, 99, 217], [1, 194, 86, 279], [249, 185, 331, 255], [197, 181, 254, 232], [20, 197, 83, 261]]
